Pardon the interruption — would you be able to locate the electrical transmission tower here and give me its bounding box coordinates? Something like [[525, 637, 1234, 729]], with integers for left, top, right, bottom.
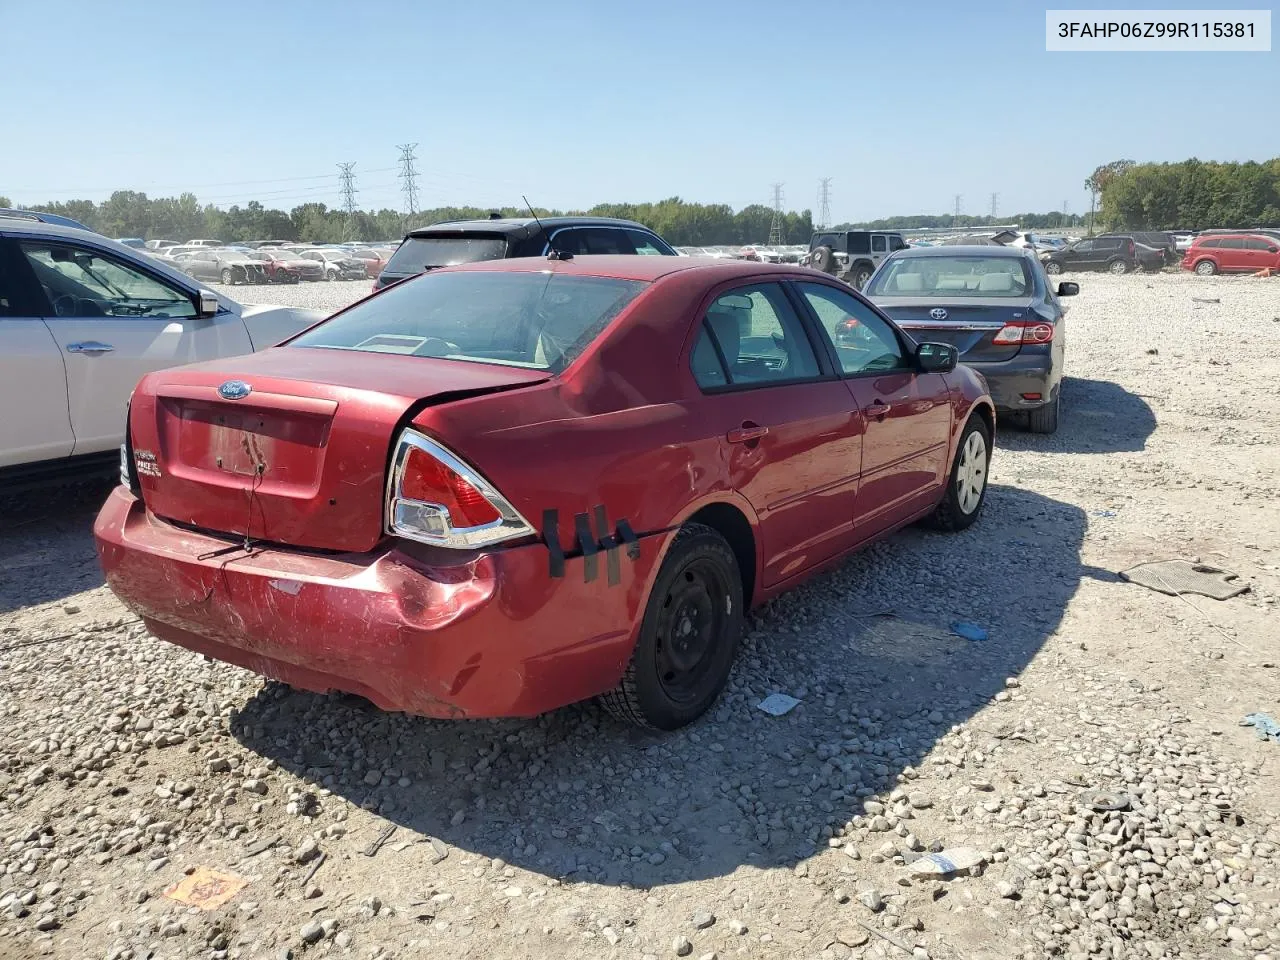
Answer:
[[337, 162, 358, 240], [397, 143, 420, 217], [953, 194, 962, 219], [768, 183, 785, 246], [990, 193, 999, 219], [816, 178, 832, 230]]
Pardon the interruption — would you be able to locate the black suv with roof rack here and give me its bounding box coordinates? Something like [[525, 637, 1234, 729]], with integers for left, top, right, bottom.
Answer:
[[374, 216, 677, 291]]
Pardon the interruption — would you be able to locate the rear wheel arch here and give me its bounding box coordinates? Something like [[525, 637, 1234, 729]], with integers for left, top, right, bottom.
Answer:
[[684, 501, 757, 609]]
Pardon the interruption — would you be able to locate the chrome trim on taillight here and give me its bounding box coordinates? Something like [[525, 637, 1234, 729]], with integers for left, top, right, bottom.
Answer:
[[384, 428, 534, 549]]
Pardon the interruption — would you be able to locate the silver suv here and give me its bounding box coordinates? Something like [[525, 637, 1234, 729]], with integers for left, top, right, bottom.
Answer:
[[804, 230, 908, 289]]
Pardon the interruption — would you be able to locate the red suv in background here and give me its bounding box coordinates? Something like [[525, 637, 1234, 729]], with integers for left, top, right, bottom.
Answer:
[[1182, 233, 1280, 275]]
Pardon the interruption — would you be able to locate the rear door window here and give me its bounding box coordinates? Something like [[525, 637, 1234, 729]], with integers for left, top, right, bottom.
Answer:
[[695, 283, 821, 388], [871, 235, 888, 253]]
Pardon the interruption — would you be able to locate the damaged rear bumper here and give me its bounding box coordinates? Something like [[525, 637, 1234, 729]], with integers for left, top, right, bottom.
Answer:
[[93, 488, 667, 719]]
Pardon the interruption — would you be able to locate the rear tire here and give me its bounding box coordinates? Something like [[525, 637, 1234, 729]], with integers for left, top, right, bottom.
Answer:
[[1194, 259, 1217, 276], [851, 263, 874, 289], [1108, 259, 1128, 275], [600, 523, 743, 730], [924, 415, 991, 532], [1027, 390, 1061, 434]]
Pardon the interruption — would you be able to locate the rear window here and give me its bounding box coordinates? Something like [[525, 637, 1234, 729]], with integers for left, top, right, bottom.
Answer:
[[290, 270, 646, 373], [385, 235, 508, 274], [866, 255, 1032, 297]]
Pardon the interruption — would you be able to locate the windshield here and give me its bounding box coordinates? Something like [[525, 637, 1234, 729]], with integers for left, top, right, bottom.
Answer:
[[867, 255, 1032, 298], [290, 270, 645, 373], [385, 235, 508, 273]]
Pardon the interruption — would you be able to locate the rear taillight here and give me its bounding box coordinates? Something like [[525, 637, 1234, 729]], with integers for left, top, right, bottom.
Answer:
[[992, 320, 1055, 345], [386, 429, 533, 549]]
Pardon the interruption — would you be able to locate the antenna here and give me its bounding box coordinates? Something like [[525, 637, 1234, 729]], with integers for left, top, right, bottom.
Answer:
[[524, 195, 571, 261], [768, 183, 785, 246], [817, 178, 832, 231], [397, 143, 419, 217], [953, 194, 963, 219], [990, 192, 999, 219]]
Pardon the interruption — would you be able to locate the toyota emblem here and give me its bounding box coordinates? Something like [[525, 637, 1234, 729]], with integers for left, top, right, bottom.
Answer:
[[930, 308, 948, 320], [218, 380, 252, 401]]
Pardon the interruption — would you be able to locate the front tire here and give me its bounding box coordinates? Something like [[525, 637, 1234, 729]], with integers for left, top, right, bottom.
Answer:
[[1044, 260, 1063, 275], [1194, 259, 1217, 276], [925, 415, 991, 532], [220, 268, 234, 284], [600, 523, 743, 730]]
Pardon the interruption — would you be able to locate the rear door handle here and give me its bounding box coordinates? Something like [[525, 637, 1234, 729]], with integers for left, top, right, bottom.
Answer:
[[864, 401, 891, 421], [726, 423, 769, 444], [66, 341, 114, 354]]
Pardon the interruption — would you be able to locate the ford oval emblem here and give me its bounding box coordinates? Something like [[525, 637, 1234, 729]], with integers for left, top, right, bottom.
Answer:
[[930, 308, 948, 320], [218, 380, 252, 401]]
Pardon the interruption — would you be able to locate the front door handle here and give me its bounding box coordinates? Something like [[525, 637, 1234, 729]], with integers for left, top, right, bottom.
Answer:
[[726, 423, 769, 444], [864, 401, 891, 421], [66, 341, 114, 354]]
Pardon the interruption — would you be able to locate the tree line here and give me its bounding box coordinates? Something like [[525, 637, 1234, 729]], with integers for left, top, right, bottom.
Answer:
[[0, 191, 818, 246], [1091, 157, 1280, 231]]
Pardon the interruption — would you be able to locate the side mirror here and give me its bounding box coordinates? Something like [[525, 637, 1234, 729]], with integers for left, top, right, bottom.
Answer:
[[1268, 246, 1278, 254], [196, 290, 220, 318], [916, 341, 957, 374], [1057, 281, 1080, 297]]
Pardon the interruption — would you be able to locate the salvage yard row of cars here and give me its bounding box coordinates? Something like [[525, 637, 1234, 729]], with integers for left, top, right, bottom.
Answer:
[[127, 238, 398, 284]]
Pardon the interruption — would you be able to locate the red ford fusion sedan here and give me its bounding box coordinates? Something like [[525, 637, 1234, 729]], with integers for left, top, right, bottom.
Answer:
[[94, 255, 995, 730]]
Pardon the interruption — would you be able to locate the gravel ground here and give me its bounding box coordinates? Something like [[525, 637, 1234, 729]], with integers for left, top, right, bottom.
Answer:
[[2, 272, 1279, 960]]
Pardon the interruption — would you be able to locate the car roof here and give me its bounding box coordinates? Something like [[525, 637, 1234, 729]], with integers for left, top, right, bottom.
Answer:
[[884, 244, 1036, 259], [441, 254, 818, 284], [407, 216, 653, 239], [0, 219, 108, 242]]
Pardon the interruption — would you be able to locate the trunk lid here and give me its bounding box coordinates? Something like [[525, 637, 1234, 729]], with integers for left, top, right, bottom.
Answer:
[[872, 297, 1037, 362], [128, 347, 548, 553]]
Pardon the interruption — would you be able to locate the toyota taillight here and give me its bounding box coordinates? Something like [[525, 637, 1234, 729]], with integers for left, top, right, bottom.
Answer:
[[992, 320, 1055, 345], [385, 429, 533, 548]]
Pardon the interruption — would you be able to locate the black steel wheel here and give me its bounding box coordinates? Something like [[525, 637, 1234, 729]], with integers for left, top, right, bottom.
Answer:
[[601, 523, 743, 730]]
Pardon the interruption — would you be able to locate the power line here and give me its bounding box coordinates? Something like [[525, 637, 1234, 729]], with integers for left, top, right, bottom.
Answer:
[[397, 143, 420, 216], [816, 178, 832, 231], [990, 192, 999, 219], [768, 183, 785, 246], [953, 194, 962, 219], [337, 162, 358, 240]]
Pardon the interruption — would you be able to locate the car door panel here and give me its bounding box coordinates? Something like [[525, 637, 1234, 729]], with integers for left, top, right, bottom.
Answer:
[[844, 372, 951, 533], [0, 318, 75, 467], [688, 282, 864, 587], [791, 280, 952, 537]]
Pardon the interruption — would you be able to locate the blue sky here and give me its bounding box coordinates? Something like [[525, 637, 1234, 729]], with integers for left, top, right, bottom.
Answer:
[[1, 0, 1273, 222]]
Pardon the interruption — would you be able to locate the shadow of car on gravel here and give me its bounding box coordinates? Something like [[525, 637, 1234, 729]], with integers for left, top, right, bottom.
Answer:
[[229, 484, 1090, 888], [998, 376, 1156, 454], [0, 480, 114, 615]]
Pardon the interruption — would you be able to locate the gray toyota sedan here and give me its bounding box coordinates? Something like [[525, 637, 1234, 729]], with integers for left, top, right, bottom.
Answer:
[[863, 245, 1077, 433]]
